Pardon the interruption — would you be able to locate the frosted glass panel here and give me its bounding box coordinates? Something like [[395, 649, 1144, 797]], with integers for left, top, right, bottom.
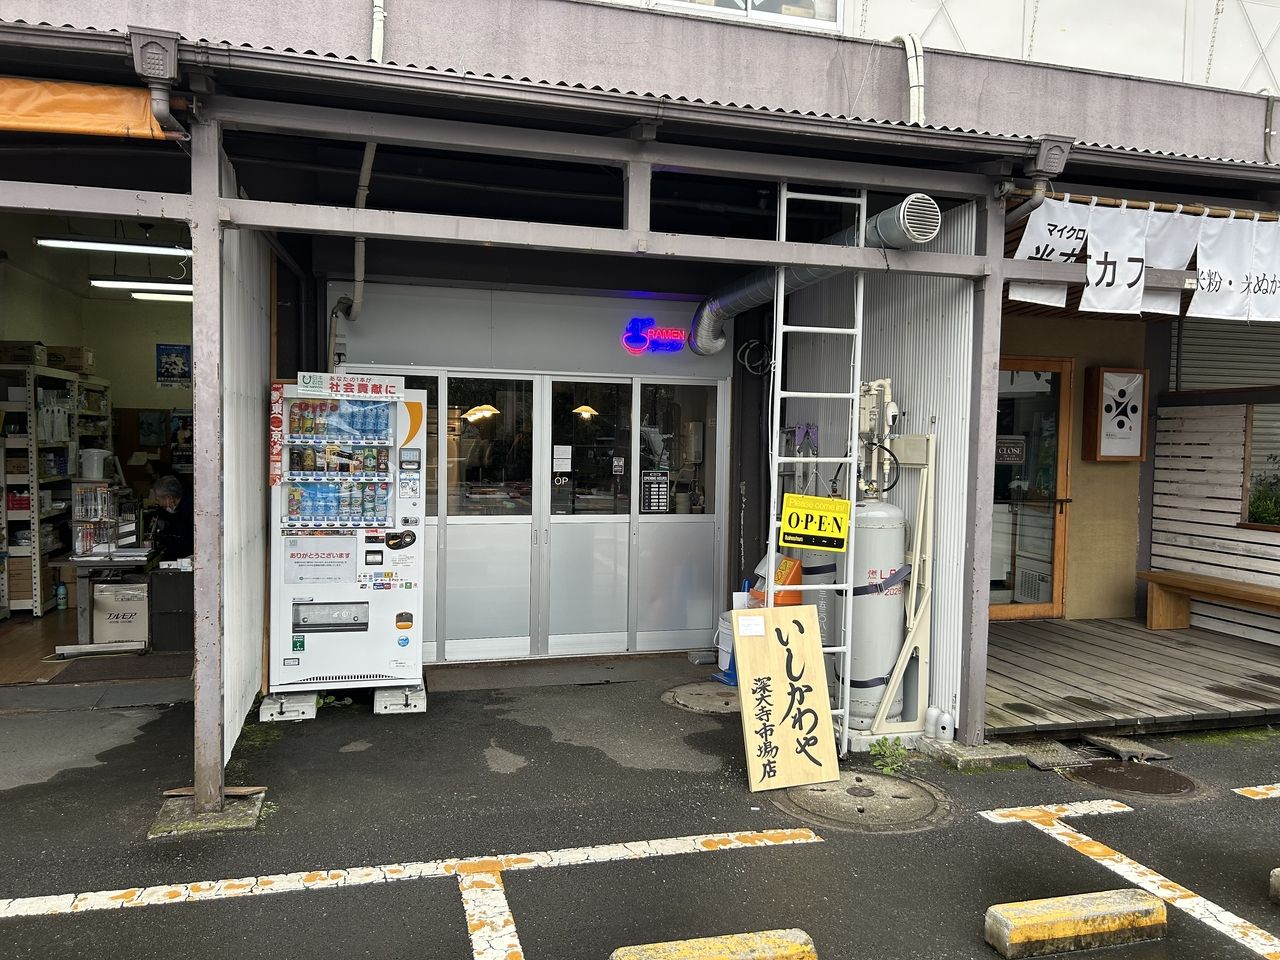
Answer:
[[549, 521, 629, 635], [445, 524, 531, 641]]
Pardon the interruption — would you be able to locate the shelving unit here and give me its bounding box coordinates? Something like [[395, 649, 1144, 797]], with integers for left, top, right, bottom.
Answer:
[[76, 375, 113, 453], [0, 365, 78, 615]]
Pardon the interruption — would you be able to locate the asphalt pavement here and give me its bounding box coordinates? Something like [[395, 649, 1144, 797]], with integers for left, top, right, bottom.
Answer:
[[2, 668, 1280, 960]]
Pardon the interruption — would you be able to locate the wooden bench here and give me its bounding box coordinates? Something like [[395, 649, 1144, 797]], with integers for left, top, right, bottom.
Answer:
[[1138, 570, 1280, 630]]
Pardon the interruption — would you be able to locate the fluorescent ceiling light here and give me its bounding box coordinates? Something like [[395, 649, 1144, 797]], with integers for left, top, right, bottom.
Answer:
[[90, 278, 193, 292], [131, 292, 194, 303], [36, 236, 192, 257]]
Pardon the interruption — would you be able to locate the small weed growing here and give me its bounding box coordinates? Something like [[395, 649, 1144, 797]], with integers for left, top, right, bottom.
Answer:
[[869, 736, 913, 777]]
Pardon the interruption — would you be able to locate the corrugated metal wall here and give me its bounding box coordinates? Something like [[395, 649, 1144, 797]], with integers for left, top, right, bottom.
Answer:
[[787, 203, 976, 717], [1173, 318, 1280, 390], [220, 208, 271, 763]]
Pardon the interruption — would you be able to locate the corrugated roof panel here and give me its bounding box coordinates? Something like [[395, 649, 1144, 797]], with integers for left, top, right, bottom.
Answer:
[[4, 17, 1277, 169]]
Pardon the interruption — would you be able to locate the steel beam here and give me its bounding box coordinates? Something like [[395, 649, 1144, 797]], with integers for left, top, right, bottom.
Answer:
[[958, 196, 1004, 747], [221, 197, 988, 277], [201, 95, 994, 198], [0, 180, 190, 221], [191, 118, 226, 814], [1003, 257, 1195, 291]]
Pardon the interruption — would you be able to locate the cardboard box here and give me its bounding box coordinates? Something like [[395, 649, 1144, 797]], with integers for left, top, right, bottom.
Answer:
[[93, 582, 149, 643], [6, 456, 30, 476], [8, 558, 53, 602], [0, 341, 48, 366], [46, 346, 95, 373]]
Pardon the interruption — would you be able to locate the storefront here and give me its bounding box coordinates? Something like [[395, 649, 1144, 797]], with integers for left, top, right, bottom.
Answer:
[[333, 283, 733, 661]]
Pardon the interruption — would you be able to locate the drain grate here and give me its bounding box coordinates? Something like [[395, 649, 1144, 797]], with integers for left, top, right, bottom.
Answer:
[[1064, 759, 1199, 798], [1019, 738, 1094, 770], [772, 769, 951, 834]]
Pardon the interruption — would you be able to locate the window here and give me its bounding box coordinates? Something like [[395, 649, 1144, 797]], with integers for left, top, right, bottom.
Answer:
[[551, 381, 631, 515], [447, 377, 535, 517], [639, 383, 716, 513], [1245, 404, 1280, 528], [657, 0, 840, 27]]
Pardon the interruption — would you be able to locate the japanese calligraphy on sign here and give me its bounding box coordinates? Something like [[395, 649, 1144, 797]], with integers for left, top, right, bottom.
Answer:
[[732, 605, 839, 792]]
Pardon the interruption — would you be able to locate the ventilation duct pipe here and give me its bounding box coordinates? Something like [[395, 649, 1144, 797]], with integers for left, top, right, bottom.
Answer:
[[894, 34, 926, 125], [687, 193, 941, 357]]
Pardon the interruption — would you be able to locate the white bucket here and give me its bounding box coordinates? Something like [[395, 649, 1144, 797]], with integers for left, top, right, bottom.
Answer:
[[716, 612, 734, 671], [80, 449, 112, 479]]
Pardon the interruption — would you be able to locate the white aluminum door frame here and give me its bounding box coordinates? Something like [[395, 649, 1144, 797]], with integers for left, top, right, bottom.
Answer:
[[342, 363, 730, 661], [538, 374, 633, 656]]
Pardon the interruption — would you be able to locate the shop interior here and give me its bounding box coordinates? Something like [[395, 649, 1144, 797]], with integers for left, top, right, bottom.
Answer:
[[0, 211, 195, 683]]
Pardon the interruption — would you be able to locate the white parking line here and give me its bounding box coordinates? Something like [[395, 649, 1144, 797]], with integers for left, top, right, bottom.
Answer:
[[982, 801, 1280, 958], [1235, 783, 1280, 800], [0, 827, 822, 960]]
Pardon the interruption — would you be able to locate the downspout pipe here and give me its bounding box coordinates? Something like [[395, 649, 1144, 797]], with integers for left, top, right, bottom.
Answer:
[[1005, 178, 1048, 226], [687, 194, 942, 357], [894, 34, 926, 125], [347, 0, 386, 334]]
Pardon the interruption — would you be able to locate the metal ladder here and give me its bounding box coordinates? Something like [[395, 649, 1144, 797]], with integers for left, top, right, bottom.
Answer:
[[765, 183, 866, 757]]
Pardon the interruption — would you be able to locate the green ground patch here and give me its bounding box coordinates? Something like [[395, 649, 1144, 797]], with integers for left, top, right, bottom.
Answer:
[[1177, 725, 1279, 746]]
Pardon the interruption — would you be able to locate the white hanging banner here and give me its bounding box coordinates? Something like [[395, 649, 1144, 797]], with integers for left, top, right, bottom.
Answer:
[[1008, 196, 1092, 307], [1249, 219, 1280, 322], [1141, 208, 1202, 315], [1080, 204, 1151, 315], [1188, 216, 1254, 321]]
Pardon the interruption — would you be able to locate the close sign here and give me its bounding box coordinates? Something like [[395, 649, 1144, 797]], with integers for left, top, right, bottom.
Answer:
[[779, 493, 851, 553]]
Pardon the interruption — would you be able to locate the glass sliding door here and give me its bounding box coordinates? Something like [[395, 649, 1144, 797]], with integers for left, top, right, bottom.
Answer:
[[634, 380, 720, 651], [539, 379, 632, 656], [989, 358, 1073, 620], [442, 375, 537, 660]]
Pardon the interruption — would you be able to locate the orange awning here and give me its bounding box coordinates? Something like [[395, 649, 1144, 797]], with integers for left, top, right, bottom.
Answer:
[[0, 76, 167, 140]]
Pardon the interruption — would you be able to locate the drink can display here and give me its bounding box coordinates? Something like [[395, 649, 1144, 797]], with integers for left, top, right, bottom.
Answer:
[[325, 483, 339, 520], [339, 482, 354, 519], [301, 485, 317, 521], [376, 402, 390, 436], [290, 448, 304, 472], [329, 401, 340, 437], [376, 482, 390, 522], [351, 401, 366, 435], [376, 447, 389, 472], [299, 401, 313, 434], [288, 402, 302, 434], [364, 446, 378, 471], [326, 444, 340, 473], [314, 400, 328, 435], [301, 446, 316, 472], [286, 484, 302, 520], [362, 482, 376, 521]]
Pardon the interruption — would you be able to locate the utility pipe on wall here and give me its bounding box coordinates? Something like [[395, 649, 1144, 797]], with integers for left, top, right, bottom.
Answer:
[[345, 0, 386, 343], [894, 34, 926, 125]]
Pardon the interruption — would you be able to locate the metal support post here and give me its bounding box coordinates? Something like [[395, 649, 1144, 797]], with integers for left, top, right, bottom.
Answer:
[[191, 117, 226, 813], [957, 195, 1005, 746]]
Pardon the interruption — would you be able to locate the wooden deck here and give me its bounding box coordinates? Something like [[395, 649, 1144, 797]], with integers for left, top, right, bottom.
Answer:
[[985, 618, 1280, 736]]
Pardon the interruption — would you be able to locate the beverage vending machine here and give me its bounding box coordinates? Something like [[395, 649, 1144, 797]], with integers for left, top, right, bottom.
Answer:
[[262, 373, 429, 720]]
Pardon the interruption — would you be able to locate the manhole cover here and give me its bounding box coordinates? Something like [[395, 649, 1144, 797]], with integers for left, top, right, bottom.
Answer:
[[1064, 759, 1199, 798], [660, 681, 739, 715], [772, 769, 951, 834]]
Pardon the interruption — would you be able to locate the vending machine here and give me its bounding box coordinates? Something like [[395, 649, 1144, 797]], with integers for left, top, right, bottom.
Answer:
[[262, 373, 428, 719]]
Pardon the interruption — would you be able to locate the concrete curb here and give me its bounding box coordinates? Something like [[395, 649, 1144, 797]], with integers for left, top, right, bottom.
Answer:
[[610, 928, 816, 960], [918, 737, 1027, 771], [984, 889, 1166, 959]]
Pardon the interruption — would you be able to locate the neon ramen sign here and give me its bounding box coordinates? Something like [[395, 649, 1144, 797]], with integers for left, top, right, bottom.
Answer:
[[621, 316, 687, 356]]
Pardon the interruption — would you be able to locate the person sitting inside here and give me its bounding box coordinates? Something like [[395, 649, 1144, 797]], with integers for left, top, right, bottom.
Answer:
[[151, 475, 194, 561]]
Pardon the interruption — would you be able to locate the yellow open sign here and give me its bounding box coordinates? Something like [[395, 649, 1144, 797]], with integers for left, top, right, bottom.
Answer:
[[779, 493, 851, 553]]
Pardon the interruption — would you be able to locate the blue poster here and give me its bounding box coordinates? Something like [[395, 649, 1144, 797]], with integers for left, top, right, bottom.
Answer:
[[156, 343, 192, 388]]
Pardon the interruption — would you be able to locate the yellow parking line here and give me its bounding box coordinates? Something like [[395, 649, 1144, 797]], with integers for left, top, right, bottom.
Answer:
[[982, 801, 1280, 958], [1235, 783, 1280, 800]]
